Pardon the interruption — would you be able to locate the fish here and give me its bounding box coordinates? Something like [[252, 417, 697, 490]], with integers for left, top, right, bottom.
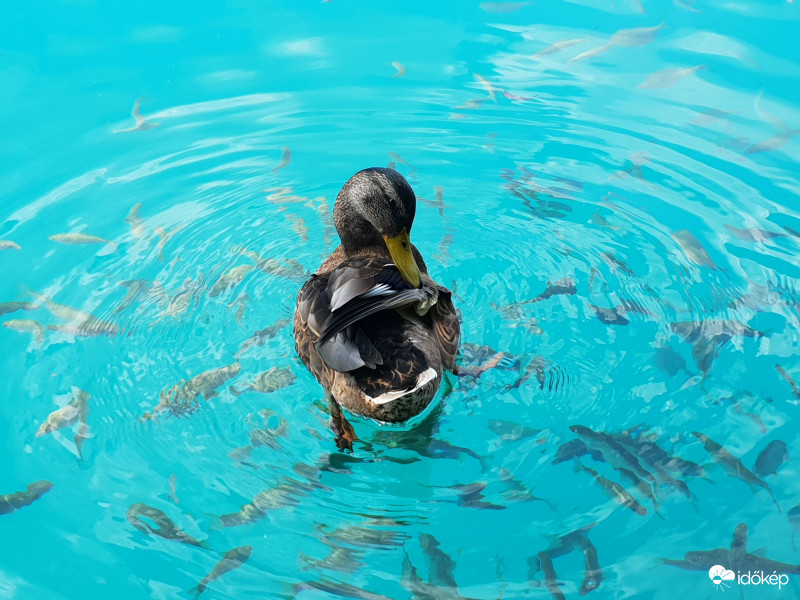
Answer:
[[189, 545, 251, 598], [441, 482, 506, 510], [672, 229, 717, 269], [775, 364, 800, 402], [473, 73, 497, 103], [169, 473, 180, 504], [579, 537, 603, 595], [126, 503, 210, 548], [0, 240, 21, 250], [569, 22, 664, 63], [272, 146, 292, 173], [296, 578, 395, 600], [487, 420, 541, 442], [215, 481, 302, 528], [522, 278, 576, 304], [125, 202, 146, 239], [590, 304, 629, 325], [235, 317, 291, 357], [638, 65, 704, 89], [663, 522, 800, 574], [724, 223, 788, 243], [789, 504, 800, 551], [37, 388, 91, 453], [26, 288, 118, 336], [601, 252, 635, 276], [533, 38, 586, 58], [299, 542, 365, 574], [391, 61, 406, 77], [533, 525, 603, 596], [112, 279, 150, 315], [228, 293, 248, 327], [552, 439, 605, 464], [745, 129, 800, 155], [208, 264, 255, 297], [230, 366, 296, 395], [692, 431, 781, 513], [570, 425, 654, 483], [230, 411, 289, 459], [420, 185, 447, 218], [497, 468, 557, 510], [502, 90, 535, 102], [142, 362, 241, 420], [618, 467, 662, 515], [537, 552, 565, 600], [615, 430, 704, 480], [153, 224, 186, 261], [754, 440, 789, 477], [574, 459, 647, 515], [653, 346, 691, 378], [0, 301, 38, 316], [2, 318, 46, 345], [116, 98, 161, 132], [49, 232, 116, 249], [0, 480, 54, 515]]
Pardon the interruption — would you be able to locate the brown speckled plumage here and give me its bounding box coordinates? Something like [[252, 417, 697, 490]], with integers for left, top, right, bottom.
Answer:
[[294, 168, 460, 427]]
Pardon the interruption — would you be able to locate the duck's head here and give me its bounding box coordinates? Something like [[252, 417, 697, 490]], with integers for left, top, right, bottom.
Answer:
[[334, 167, 422, 288]]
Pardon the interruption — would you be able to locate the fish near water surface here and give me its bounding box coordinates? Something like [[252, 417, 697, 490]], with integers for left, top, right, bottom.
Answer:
[[0, 480, 54, 515], [692, 431, 781, 513], [126, 503, 210, 548], [754, 440, 789, 476], [189, 545, 251, 599], [574, 459, 647, 516]]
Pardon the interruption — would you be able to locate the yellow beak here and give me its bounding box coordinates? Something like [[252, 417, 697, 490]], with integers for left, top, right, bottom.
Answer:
[[383, 229, 422, 288]]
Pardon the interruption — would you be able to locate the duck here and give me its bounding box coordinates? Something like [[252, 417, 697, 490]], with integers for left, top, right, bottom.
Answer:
[[294, 167, 460, 450]]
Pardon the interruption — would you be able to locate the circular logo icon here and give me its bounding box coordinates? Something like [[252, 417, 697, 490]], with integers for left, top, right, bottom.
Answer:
[[708, 565, 736, 586]]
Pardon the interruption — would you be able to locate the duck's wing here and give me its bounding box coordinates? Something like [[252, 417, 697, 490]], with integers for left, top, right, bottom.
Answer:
[[427, 284, 460, 373], [317, 261, 436, 371]]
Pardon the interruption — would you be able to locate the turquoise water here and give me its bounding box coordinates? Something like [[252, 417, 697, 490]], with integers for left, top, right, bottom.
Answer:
[[2, 1, 800, 598]]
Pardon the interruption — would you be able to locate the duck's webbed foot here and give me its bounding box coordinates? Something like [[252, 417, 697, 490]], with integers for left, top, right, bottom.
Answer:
[[328, 398, 359, 452]]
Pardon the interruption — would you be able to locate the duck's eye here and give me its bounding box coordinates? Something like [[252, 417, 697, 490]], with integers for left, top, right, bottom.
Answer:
[[388, 198, 397, 208]]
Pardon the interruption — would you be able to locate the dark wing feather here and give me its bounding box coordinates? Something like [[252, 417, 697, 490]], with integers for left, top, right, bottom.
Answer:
[[430, 286, 460, 372]]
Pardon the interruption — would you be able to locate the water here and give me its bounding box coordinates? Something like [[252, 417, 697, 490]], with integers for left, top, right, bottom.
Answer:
[[2, 1, 799, 598]]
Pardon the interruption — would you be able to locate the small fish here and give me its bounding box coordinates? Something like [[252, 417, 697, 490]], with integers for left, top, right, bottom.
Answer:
[[487, 419, 541, 442], [25, 289, 118, 336], [497, 468, 557, 510], [143, 362, 241, 420], [116, 98, 161, 132], [653, 346, 691, 378], [49, 232, 116, 249], [428, 481, 506, 510], [0, 301, 38, 316], [169, 473, 180, 504], [473, 73, 497, 103], [574, 459, 647, 515], [502, 90, 535, 102], [537, 552, 565, 600], [215, 481, 302, 528], [235, 317, 290, 357], [754, 440, 789, 477], [228, 293, 248, 327], [590, 304, 629, 325], [552, 439, 605, 464], [570, 425, 654, 483], [775, 364, 800, 402], [789, 504, 800, 550], [125, 203, 146, 239], [297, 578, 395, 600], [231, 366, 296, 395], [36, 388, 90, 438], [0, 480, 54, 515], [2, 319, 46, 345], [479, 1, 530, 12], [189, 545, 251, 598], [745, 129, 800, 155], [420, 185, 448, 218], [579, 537, 604, 595], [153, 224, 186, 261], [391, 61, 406, 77], [638, 65, 704, 89], [522, 278, 576, 304], [0, 240, 21, 250], [208, 264, 255, 297], [533, 38, 586, 58], [724, 223, 787, 243], [672, 229, 717, 269], [127, 503, 210, 548], [569, 22, 664, 63], [692, 431, 781, 513], [272, 146, 291, 173]]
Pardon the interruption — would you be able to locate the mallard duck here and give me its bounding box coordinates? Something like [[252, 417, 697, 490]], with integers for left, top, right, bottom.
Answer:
[[294, 168, 460, 449]]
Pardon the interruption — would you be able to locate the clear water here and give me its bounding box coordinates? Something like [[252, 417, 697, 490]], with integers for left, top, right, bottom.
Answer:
[[2, 1, 800, 599]]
